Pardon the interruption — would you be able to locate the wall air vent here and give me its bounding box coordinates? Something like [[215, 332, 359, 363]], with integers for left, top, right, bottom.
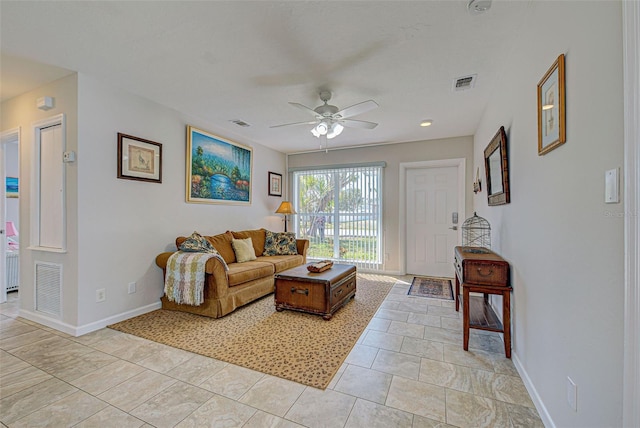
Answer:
[[35, 262, 62, 317], [453, 74, 477, 91], [229, 119, 251, 127]]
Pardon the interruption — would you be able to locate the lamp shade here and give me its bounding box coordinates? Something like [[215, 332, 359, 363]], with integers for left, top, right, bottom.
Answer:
[[5, 221, 18, 238], [275, 201, 296, 215]]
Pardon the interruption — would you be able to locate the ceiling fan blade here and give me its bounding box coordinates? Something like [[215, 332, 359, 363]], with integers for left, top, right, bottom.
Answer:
[[270, 120, 319, 129], [340, 119, 378, 129], [335, 100, 379, 119], [289, 102, 321, 117]]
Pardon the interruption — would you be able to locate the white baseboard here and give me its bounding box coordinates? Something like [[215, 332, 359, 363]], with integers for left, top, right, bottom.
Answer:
[[512, 351, 555, 428], [19, 301, 162, 337], [17, 310, 78, 336]]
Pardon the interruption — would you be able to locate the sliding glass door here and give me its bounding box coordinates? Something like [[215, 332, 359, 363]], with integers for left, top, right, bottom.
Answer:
[[292, 164, 383, 270]]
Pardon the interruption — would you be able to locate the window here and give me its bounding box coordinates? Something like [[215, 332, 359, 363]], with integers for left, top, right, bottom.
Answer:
[[292, 163, 384, 270]]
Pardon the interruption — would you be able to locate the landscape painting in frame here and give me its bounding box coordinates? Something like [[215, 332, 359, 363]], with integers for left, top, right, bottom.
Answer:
[[186, 126, 252, 204]]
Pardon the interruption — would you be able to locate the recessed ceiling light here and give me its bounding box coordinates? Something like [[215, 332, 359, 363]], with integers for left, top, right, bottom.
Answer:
[[420, 120, 433, 127]]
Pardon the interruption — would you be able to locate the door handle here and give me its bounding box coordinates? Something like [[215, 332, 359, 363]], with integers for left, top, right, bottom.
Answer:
[[449, 226, 458, 230]]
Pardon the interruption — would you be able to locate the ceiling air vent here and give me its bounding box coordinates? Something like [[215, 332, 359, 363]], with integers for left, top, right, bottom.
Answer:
[[229, 119, 251, 127], [453, 74, 477, 91]]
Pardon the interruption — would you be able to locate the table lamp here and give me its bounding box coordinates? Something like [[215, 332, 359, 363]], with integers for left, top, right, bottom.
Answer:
[[275, 201, 296, 232]]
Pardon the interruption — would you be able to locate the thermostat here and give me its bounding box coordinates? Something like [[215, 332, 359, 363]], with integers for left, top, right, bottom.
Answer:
[[63, 151, 76, 163]]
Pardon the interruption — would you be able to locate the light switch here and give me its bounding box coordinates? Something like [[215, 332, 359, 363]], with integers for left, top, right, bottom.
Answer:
[[605, 168, 619, 204]]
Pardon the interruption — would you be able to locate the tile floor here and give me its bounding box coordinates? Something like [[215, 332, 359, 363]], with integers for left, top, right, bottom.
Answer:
[[0, 276, 544, 427]]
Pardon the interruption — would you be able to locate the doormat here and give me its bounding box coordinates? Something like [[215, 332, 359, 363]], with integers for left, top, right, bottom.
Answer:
[[408, 276, 454, 300]]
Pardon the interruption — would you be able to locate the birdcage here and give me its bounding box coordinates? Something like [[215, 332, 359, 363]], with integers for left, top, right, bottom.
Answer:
[[461, 212, 491, 248]]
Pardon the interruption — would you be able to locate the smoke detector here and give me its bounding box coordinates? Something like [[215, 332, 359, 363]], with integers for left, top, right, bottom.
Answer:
[[468, 0, 491, 15]]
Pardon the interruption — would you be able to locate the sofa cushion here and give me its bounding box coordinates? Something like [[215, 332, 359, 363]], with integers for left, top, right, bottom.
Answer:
[[227, 261, 275, 287], [207, 232, 236, 264], [256, 255, 305, 273], [263, 230, 298, 256], [231, 237, 257, 263], [231, 229, 266, 257]]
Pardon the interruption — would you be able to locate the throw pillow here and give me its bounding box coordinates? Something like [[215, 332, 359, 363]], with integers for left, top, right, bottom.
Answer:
[[179, 231, 228, 268], [179, 231, 215, 252], [231, 237, 257, 263], [263, 230, 298, 256], [231, 229, 266, 258]]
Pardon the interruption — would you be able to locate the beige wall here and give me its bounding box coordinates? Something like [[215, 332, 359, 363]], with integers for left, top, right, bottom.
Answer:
[[288, 136, 473, 272]]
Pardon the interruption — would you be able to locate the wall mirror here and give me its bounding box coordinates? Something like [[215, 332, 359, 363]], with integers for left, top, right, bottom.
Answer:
[[484, 126, 510, 206]]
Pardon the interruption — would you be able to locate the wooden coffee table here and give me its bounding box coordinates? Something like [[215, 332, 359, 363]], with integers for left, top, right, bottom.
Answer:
[[274, 263, 356, 320]]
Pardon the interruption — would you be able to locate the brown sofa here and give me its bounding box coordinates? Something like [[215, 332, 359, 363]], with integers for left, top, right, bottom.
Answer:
[[155, 229, 309, 318]]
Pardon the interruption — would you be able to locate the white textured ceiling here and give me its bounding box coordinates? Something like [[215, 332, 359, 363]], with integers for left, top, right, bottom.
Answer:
[[0, 1, 532, 153]]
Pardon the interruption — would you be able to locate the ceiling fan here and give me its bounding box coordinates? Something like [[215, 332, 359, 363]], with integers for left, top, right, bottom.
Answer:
[[271, 91, 379, 139]]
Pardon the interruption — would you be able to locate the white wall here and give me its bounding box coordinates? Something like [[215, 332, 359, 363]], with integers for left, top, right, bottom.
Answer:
[[472, 2, 624, 426], [1, 72, 286, 333], [75, 74, 287, 328], [288, 136, 473, 273]]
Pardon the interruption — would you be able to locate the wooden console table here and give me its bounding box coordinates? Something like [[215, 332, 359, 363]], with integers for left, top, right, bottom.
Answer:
[[454, 246, 512, 358]]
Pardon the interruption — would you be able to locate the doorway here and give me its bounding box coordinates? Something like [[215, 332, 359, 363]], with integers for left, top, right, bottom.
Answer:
[[400, 159, 465, 277], [1, 128, 20, 304]]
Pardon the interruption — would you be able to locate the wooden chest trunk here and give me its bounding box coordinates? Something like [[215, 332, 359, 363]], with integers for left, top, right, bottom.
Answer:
[[274, 264, 356, 320], [454, 246, 510, 287]]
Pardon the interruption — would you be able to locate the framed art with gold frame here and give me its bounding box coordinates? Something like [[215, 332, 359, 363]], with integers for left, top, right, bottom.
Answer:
[[537, 54, 566, 155], [186, 125, 252, 205]]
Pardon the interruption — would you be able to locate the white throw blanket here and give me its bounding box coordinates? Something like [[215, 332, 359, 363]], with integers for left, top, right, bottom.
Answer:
[[164, 252, 224, 306]]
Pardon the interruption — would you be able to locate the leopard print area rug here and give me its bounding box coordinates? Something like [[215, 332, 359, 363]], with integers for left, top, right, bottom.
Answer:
[[108, 273, 395, 389]]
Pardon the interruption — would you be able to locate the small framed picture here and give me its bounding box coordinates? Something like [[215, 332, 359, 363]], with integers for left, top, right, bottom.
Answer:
[[268, 171, 282, 197], [6, 177, 18, 198], [117, 133, 162, 183], [537, 54, 566, 155]]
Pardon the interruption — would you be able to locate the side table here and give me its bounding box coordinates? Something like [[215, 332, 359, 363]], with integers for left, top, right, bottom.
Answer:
[[454, 246, 512, 358]]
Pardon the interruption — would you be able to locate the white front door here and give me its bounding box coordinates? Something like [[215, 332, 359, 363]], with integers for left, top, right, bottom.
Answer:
[[406, 166, 459, 277]]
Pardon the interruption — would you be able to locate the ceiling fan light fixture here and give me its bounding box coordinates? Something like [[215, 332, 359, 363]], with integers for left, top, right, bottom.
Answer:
[[327, 122, 344, 139], [420, 119, 433, 127], [468, 0, 492, 15], [311, 121, 329, 137]]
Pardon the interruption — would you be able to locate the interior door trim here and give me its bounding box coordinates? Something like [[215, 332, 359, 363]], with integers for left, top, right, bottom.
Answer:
[[399, 158, 466, 275], [1, 127, 21, 304]]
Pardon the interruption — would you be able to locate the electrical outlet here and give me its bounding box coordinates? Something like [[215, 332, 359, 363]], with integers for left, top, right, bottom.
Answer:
[[96, 288, 106, 303], [128, 282, 136, 294], [567, 376, 577, 411]]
